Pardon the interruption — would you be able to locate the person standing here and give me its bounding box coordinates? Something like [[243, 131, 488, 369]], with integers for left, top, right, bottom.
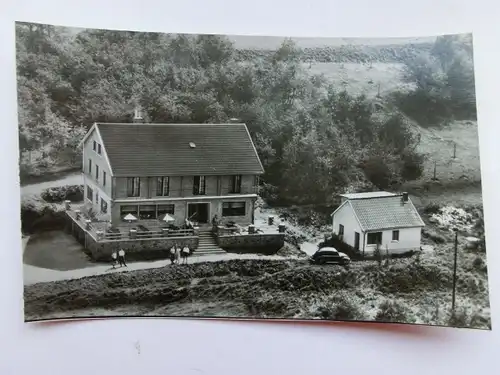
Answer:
[[175, 245, 181, 264], [111, 250, 118, 269], [118, 248, 127, 267], [169, 243, 177, 265], [181, 245, 190, 264]]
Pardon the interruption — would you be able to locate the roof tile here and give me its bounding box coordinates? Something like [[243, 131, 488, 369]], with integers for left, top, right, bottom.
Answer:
[[96, 123, 264, 177], [349, 195, 425, 231]]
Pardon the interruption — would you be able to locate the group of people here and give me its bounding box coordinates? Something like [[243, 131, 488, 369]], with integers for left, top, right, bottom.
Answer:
[[111, 249, 127, 269], [170, 243, 191, 265]]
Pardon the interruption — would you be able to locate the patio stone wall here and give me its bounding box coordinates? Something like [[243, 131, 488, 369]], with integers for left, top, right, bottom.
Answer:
[[86, 236, 199, 261], [217, 233, 285, 255]]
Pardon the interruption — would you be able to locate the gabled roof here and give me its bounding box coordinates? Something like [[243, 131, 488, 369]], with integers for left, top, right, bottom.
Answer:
[[333, 194, 425, 231], [94, 123, 265, 177]]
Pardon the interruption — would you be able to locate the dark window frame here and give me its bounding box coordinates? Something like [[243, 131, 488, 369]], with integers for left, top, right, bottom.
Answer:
[[93, 141, 96, 151], [193, 176, 206, 195], [157, 204, 175, 217], [97, 143, 102, 155], [103, 171, 106, 187], [127, 177, 141, 197], [156, 177, 170, 196], [100, 198, 108, 214], [392, 230, 400, 241], [338, 224, 344, 236], [120, 205, 139, 220], [88, 159, 92, 174], [222, 201, 246, 217], [138, 205, 157, 220], [95, 164, 99, 182], [86, 186, 93, 202], [230, 175, 242, 194]]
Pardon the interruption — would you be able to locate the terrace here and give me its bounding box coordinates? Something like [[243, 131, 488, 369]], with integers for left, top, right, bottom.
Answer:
[[65, 202, 196, 243]]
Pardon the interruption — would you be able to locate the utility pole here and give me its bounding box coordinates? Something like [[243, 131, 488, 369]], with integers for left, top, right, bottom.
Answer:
[[451, 228, 459, 312], [453, 142, 457, 159]]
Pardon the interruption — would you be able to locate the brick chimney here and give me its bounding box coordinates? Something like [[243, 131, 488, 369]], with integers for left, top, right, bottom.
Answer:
[[133, 106, 144, 123]]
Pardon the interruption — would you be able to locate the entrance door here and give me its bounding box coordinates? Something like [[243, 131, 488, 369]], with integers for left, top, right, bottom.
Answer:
[[187, 203, 210, 224], [354, 232, 360, 250]]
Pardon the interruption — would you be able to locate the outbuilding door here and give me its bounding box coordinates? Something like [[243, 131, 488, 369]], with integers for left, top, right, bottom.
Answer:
[[354, 232, 360, 250]]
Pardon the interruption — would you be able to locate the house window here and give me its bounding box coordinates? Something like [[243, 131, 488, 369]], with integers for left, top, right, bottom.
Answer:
[[100, 199, 108, 214], [93, 141, 96, 151], [156, 177, 170, 196], [95, 164, 99, 182], [86, 186, 93, 202], [97, 143, 102, 155], [338, 224, 344, 236], [222, 201, 246, 216], [96, 191, 99, 204], [103, 171, 106, 187], [127, 177, 141, 197], [367, 232, 383, 245], [120, 205, 139, 220], [193, 176, 206, 195], [88, 159, 92, 174], [230, 175, 242, 194], [139, 205, 157, 220], [392, 230, 400, 241], [157, 204, 175, 217]]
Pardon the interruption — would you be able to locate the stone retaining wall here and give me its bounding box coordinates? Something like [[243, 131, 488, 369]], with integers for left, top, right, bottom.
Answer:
[[217, 233, 285, 255], [87, 236, 199, 261]]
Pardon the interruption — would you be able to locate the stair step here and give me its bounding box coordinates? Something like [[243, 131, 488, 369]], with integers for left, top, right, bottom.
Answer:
[[193, 251, 227, 256]]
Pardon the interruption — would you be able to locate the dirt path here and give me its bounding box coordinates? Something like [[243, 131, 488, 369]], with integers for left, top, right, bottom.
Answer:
[[21, 172, 83, 198], [23, 253, 297, 286]]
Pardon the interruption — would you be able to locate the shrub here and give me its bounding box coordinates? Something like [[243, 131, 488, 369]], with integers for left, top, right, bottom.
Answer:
[[423, 203, 441, 215], [375, 300, 415, 323], [316, 297, 365, 321], [21, 202, 67, 233], [40, 185, 84, 203], [361, 156, 393, 189], [472, 256, 486, 273]]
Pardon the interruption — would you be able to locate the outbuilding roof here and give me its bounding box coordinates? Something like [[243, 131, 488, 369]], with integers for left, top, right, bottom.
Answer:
[[333, 194, 425, 231]]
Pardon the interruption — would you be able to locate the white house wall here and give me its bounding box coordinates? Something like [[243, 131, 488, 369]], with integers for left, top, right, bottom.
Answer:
[[332, 202, 363, 249], [364, 227, 422, 255]]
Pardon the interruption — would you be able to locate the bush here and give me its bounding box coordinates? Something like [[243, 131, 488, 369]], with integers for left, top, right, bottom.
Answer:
[[423, 203, 441, 215], [41, 185, 84, 203], [316, 296, 365, 321], [361, 156, 393, 189], [375, 300, 415, 323], [401, 151, 425, 181], [21, 203, 67, 233]]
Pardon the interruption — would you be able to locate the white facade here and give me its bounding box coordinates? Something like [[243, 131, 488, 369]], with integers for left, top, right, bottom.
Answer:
[[332, 201, 422, 255]]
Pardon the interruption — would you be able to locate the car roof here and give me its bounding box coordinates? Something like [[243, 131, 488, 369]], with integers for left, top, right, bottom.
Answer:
[[317, 247, 338, 252]]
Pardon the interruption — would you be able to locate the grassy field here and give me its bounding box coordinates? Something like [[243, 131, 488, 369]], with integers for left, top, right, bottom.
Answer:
[[306, 61, 414, 98]]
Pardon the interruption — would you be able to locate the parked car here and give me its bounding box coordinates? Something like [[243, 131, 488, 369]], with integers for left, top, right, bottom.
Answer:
[[309, 247, 351, 266]]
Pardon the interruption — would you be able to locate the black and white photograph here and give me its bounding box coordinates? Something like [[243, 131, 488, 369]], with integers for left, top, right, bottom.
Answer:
[[17, 21, 490, 329]]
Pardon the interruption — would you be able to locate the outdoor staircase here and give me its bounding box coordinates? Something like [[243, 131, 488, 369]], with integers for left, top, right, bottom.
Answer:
[[194, 230, 227, 256]]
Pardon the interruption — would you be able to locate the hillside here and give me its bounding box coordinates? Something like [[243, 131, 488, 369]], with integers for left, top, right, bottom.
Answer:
[[235, 42, 434, 64]]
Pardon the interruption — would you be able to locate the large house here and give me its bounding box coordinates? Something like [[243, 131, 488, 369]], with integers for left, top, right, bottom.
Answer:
[[80, 121, 264, 228], [331, 191, 425, 255]]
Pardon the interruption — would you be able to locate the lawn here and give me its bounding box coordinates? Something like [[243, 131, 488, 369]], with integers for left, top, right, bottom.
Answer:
[[305, 61, 414, 98]]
